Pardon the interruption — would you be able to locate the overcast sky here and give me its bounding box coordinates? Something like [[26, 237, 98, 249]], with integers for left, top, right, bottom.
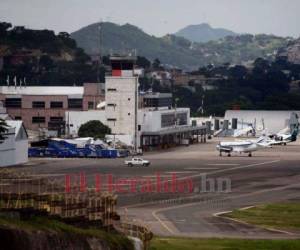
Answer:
[[0, 0, 299, 38]]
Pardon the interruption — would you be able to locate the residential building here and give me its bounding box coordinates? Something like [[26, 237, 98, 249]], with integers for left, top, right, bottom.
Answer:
[[173, 73, 220, 90]]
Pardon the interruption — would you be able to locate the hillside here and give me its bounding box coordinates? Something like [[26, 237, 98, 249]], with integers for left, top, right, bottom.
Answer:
[[277, 38, 300, 64], [175, 23, 237, 43], [0, 215, 133, 250], [0, 22, 98, 85], [71, 22, 199, 69], [71, 22, 291, 69]]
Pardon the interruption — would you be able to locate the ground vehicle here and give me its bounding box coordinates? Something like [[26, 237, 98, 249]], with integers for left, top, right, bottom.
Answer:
[[124, 158, 150, 167]]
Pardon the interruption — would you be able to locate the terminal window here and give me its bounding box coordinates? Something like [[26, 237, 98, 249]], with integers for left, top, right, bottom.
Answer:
[[32, 116, 46, 124], [88, 102, 94, 109], [32, 101, 45, 108], [50, 101, 63, 108], [68, 99, 83, 109], [5, 98, 21, 108]]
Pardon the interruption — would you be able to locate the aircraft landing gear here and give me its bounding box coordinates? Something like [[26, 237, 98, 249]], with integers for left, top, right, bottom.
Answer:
[[219, 152, 222, 157], [227, 153, 231, 157], [248, 153, 252, 157]]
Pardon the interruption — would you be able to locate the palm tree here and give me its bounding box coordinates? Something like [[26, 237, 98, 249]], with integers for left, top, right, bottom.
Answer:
[[0, 118, 8, 143]]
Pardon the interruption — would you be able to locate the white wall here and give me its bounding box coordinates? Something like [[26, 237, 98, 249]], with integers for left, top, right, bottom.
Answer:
[[0, 127, 16, 167], [225, 110, 300, 134], [105, 77, 138, 135], [0, 126, 28, 167], [139, 108, 190, 132], [15, 139, 28, 165], [66, 110, 106, 136]]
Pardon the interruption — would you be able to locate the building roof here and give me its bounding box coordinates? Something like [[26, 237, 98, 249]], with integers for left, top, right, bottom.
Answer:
[[142, 92, 172, 99], [142, 125, 206, 136], [0, 86, 84, 96]]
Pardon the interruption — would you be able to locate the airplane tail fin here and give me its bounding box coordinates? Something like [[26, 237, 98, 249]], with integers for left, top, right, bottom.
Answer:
[[289, 112, 299, 142]]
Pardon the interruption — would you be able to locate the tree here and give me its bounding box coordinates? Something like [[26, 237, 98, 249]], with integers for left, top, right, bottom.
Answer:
[[39, 55, 54, 70], [0, 119, 8, 143], [0, 22, 12, 37], [136, 56, 151, 69], [152, 58, 161, 69], [78, 120, 111, 139], [229, 65, 248, 79]]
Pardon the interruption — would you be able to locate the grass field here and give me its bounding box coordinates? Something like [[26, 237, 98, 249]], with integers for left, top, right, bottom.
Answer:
[[150, 238, 300, 250], [225, 203, 300, 230], [150, 203, 300, 250]]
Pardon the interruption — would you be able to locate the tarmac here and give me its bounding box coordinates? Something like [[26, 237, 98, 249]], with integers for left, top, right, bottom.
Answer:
[[9, 137, 300, 239]]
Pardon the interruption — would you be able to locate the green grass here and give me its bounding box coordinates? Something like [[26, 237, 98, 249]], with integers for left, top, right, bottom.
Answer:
[[225, 203, 300, 230], [150, 203, 300, 250], [0, 215, 133, 250], [150, 237, 300, 250]]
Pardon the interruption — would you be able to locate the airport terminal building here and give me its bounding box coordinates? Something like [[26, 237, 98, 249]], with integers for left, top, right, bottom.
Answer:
[[105, 56, 207, 151]]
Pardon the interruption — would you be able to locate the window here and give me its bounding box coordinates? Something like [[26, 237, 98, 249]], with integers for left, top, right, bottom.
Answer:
[[107, 88, 117, 92], [128, 98, 131, 101], [50, 117, 63, 122], [32, 117, 45, 124], [32, 101, 45, 108], [107, 103, 116, 110], [161, 114, 175, 128], [177, 113, 188, 126], [128, 113, 131, 116], [68, 99, 82, 109], [122, 62, 133, 70], [5, 98, 21, 108], [88, 102, 94, 109], [107, 118, 116, 126], [50, 101, 63, 108], [161, 113, 188, 128]]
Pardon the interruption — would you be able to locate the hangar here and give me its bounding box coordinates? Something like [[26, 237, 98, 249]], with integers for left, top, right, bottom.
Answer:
[[225, 110, 300, 134], [0, 120, 28, 167]]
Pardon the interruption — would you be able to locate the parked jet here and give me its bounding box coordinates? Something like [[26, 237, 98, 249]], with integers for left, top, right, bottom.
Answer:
[[216, 136, 272, 157], [268, 113, 299, 146], [269, 127, 299, 145]]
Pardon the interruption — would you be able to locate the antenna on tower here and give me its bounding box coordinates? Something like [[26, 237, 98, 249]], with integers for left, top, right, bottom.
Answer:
[[97, 18, 103, 83]]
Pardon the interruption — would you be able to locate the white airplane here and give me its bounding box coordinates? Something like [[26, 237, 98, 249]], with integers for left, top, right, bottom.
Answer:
[[268, 113, 299, 146], [269, 127, 299, 146], [216, 136, 272, 157]]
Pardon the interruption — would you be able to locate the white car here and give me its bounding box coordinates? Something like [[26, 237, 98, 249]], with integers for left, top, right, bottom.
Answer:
[[124, 158, 150, 167]]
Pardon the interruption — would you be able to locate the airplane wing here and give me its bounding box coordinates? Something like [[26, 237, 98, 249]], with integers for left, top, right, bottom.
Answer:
[[218, 146, 233, 152]]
